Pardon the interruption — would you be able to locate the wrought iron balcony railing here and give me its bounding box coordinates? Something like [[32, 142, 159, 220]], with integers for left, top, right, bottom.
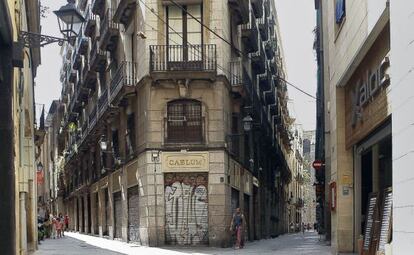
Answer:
[[109, 61, 137, 103], [84, 5, 97, 37], [98, 89, 109, 116], [90, 40, 107, 72], [229, 58, 243, 86], [150, 44, 217, 74], [88, 104, 98, 130], [241, 11, 259, 53], [100, 8, 119, 51]]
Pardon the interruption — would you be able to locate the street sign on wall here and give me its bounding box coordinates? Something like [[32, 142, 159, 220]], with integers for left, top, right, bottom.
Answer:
[[312, 160, 325, 170]]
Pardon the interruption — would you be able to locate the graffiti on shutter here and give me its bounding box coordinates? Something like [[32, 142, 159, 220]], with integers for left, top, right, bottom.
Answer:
[[164, 173, 208, 245], [128, 185, 140, 243], [114, 191, 122, 239]]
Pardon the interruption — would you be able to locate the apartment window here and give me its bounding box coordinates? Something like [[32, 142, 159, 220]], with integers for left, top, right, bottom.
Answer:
[[125, 113, 136, 159], [166, 4, 202, 46], [167, 99, 202, 143], [166, 4, 203, 66], [335, 0, 346, 24]]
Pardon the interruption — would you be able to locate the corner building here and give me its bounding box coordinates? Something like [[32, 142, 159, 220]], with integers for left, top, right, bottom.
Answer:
[[57, 0, 293, 247]]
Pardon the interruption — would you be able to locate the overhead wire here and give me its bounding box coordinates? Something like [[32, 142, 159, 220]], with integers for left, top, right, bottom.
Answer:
[[166, 0, 316, 100]]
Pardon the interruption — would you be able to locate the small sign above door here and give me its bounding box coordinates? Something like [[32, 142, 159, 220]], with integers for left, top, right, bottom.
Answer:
[[162, 152, 209, 172]]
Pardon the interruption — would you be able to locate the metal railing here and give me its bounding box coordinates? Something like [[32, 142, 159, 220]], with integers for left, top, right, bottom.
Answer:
[[109, 61, 137, 101], [230, 58, 243, 86], [89, 105, 97, 129], [164, 116, 206, 144], [98, 89, 108, 115], [100, 8, 119, 39], [150, 44, 216, 72]]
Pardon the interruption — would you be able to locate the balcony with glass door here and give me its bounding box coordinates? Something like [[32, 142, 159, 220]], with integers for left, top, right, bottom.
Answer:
[[150, 3, 216, 81]]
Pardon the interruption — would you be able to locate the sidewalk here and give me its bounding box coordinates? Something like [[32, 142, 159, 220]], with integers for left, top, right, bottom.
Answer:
[[34, 231, 332, 255]]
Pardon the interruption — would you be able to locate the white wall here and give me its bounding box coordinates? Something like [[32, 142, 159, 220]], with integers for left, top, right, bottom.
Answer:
[[390, 1, 414, 253]]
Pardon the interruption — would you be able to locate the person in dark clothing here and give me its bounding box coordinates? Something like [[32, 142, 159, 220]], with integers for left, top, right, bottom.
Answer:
[[230, 208, 245, 249]]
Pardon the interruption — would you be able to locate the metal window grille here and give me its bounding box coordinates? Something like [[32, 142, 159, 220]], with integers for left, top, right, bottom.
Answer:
[[167, 100, 202, 143]]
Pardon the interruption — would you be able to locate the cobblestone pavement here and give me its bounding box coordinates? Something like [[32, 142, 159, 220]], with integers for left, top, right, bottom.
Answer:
[[34, 231, 332, 255]]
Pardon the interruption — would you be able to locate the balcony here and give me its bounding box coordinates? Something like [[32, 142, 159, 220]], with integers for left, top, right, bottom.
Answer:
[[265, 40, 276, 59], [263, 85, 276, 105], [228, 0, 249, 25], [80, 118, 89, 145], [250, 44, 266, 74], [82, 63, 97, 91], [74, 83, 89, 108], [229, 58, 243, 85], [264, 0, 270, 17], [110, 61, 137, 104], [269, 59, 277, 75], [241, 12, 259, 53], [149, 44, 217, 81], [78, 37, 90, 56], [251, 0, 263, 18], [90, 41, 107, 72], [258, 68, 271, 92], [258, 16, 269, 41], [84, 5, 97, 37], [98, 89, 109, 117], [88, 105, 98, 131], [100, 8, 119, 52], [91, 0, 105, 17], [69, 69, 77, 84], [72, 49, 82, 70], [113, 0, 136, 27]]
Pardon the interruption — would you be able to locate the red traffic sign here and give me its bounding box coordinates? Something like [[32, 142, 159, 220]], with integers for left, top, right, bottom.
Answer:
[[312, 160, 325, 170]]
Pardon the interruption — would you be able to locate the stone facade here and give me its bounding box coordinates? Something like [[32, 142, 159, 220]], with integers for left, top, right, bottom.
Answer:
[[51, 0, 295, 248]]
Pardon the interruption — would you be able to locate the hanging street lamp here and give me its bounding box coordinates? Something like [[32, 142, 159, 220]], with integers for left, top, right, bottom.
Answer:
[[19, 0, 85, 48]]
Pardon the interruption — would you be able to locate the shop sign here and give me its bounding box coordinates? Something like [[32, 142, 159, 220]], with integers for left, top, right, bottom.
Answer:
[[351, 56, 390, 127], [162, 152, 209, 172]]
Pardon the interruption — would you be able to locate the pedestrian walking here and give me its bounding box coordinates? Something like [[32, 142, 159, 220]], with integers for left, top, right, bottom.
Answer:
[[55, 216, 62, 238], [59, 213, 65, 237], [51, 215, 57, 239], [230, 208, 245, 249], [64, 215, 69, 232]]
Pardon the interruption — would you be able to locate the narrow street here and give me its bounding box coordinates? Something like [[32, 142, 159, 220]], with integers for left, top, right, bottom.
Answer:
[[34, 232, 331, 255]]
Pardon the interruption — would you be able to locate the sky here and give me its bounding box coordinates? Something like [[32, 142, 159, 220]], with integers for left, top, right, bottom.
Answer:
[[275, 0, 317, 131], [35, 0, 317, 131]]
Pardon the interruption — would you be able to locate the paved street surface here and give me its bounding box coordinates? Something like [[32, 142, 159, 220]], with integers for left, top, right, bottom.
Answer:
[[34, 231, 332, 255]]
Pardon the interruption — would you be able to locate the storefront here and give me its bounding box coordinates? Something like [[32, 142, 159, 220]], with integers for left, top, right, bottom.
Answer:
[[162, 152, 209, 245], [343, 29, 392, 251]]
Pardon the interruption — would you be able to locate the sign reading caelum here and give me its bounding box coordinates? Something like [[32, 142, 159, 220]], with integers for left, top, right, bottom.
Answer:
[[162, 152, 209, 172]]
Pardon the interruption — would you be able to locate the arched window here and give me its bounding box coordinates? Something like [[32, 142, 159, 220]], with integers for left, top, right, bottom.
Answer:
[[167, 99, 202, 143]]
